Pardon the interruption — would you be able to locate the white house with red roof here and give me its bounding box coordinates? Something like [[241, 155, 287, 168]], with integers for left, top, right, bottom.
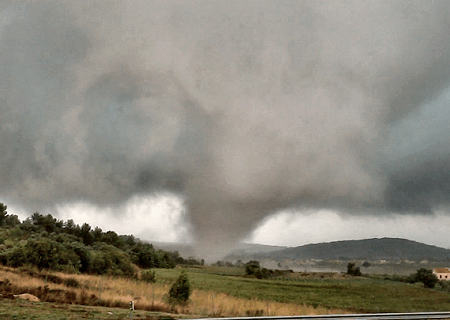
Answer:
[[433, 268, 450, 280]]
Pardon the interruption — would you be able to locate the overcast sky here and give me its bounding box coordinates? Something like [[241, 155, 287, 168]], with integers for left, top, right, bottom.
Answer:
[[2, 1, 450, 258]]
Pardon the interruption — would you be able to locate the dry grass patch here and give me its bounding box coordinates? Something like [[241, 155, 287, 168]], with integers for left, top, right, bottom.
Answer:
[[188, 289, 347, 317]]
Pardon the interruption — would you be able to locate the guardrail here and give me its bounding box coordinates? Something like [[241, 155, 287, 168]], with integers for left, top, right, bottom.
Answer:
[[192, 312, 450, 320]]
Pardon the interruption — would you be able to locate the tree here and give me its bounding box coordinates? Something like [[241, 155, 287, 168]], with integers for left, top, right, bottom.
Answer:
[[101, 230, 123, 248], [4, 214, 20, 227], [91, 226, 103, 242], [347, 262, 362, 276], [79, 223, 94, 246], [167, 271, 191, 306], [244, 260, 261, 276], [89, 243, 136, 277], [0, 203, 7, 226], [64, 219, 77, 234], [254, 267, 272, 279], [416, 268, 438, 288], [122, 234, 136, 247]]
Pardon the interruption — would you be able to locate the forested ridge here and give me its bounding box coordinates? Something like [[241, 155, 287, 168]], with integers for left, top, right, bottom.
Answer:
[[0, 203, 202, 276], [262, 238, 450, 261]]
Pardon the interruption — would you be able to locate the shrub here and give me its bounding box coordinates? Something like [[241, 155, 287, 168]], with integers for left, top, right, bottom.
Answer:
[[90, 243, 136, 277], [254, 267, 272, 279], [347, 262, 361, 276], [416, 268, 438, 288], [406, 268, 438, 288], [244, 260, 261, 276], [64, 277, 80, 288], [167, 271, 191, 306], [141, 269, 156, 283], [437, 280, 450, 293]]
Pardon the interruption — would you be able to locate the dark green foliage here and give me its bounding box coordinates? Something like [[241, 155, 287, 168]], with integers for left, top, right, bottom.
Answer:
[[91, 226, 103, 241], [64, 241, 92, 273], [63, 219, 78, 235], [168, 251, 202, 266], [156, 250, 176, 268], [79, 223, 94, 246], [0, 204, 21, 228], [347, 262, 362, 276], [90, 243, 136, 277], [0, 202, 197, 276], [30, 212, 63, 234], [141, 269, 156, 283], [122, 234, 136, 246], [5, 238, 86, 272], [382, 274, 408, 282], [0, 203, 7, 227], [101, 231, 124, 248], [405, 273, 418, 283], [254, 267, 272, 279], [167, 271, 191, 305], [417, 268, 438, 288], [244, 260, 283, 279], [407, 268, 439, 288], [128, 242, 177, 269], [244, 260, 261, 276], [437, 280, 450, 292], [243, 261, 283, 279], [24, 238, 58, 269]]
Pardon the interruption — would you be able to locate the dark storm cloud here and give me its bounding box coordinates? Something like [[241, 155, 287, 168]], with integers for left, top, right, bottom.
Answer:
[[2, 0, 450, 254]]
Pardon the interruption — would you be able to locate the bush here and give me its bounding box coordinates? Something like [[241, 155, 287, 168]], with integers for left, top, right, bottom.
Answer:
[[436, 280, 450, 293], [416, 268, 438, 288], [405, 273, 418, 284], [254, 268, 273, 279], [244, 260, 261, 276], [141, 269, 156, 283], [64, 277, 80, 288], [347, 262, 361, 276], [167, 271, 191, 306], [90, 243, 136, 277]]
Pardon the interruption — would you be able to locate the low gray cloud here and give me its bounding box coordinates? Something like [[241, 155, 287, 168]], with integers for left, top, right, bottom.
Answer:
[[1, 1, 450, 255]]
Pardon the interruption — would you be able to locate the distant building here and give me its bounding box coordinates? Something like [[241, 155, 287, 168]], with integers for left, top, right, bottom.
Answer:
[[433, 268, 450, 280]]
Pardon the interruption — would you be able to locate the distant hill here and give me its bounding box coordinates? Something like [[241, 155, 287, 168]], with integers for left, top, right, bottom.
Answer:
[[229, 243, 288, 254], [152, 241, 287, 260], [228, 238, 450, 262]]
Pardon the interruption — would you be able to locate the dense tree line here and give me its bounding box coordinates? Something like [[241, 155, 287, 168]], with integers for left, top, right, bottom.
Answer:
[[0, 203, 202, 276]]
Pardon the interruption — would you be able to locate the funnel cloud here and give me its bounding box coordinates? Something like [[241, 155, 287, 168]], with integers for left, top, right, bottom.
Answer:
[[2, 1, 450, 256]]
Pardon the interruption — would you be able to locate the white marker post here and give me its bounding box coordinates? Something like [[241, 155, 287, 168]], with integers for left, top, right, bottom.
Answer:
[[129, 300, 134, 319]]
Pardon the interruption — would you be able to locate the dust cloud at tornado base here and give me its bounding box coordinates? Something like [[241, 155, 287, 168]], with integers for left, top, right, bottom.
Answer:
[[2, 1, 450, 257]]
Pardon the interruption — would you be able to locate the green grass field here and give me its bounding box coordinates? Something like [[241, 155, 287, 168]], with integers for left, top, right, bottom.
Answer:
[[155, 267, 450, 313]]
